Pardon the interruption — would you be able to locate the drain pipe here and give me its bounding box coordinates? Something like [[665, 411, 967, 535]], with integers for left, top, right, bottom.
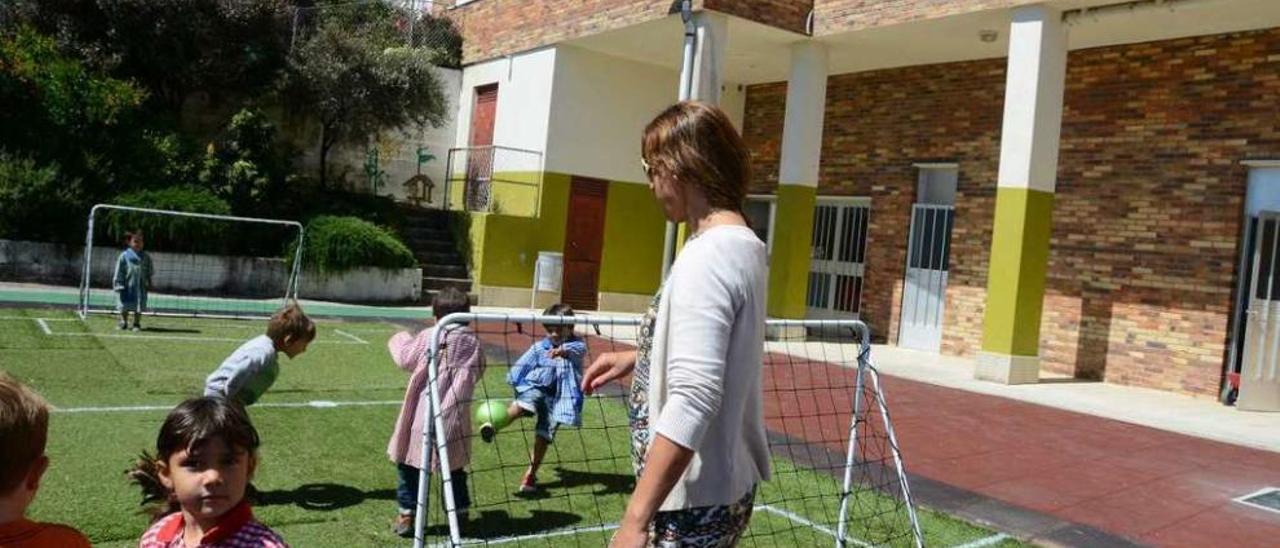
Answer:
[[660, 0, 696, 281]]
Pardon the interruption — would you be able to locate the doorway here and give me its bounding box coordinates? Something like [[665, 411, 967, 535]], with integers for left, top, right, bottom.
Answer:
[[898, 165, 958, 352], [561, 176, 608, 311]]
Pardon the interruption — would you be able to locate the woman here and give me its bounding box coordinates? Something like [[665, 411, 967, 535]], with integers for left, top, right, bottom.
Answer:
[[582, 101, 770, 547]]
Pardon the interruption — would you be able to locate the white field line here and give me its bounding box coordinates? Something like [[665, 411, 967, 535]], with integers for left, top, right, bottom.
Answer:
[[755, 504, 855, 544], [436, 523, 621, 548], [0, 316, 80, 322], [42, 331, 367, 345], [35, 319, 53, 335], [426, 504, 877, 548], [53, 400, 401, 413], [952, 533, 1011, 548], [333, 329, 369, 344]]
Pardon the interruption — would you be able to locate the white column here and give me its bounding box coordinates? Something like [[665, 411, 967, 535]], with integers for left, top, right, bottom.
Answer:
[[779, 41, 828, 188], [996, 4, 1067, 194], [976, 4, 1068, 385]]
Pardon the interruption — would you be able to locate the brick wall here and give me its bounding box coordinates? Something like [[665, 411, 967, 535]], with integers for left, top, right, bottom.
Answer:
[[743, 28, 1280, 397], [447, 0, 812, 65], [813, 0, 1038, 35], [706, 0, 813, 34]]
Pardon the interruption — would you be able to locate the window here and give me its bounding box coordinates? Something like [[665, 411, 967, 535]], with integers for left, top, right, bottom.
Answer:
[[744, 195, 776, 254]]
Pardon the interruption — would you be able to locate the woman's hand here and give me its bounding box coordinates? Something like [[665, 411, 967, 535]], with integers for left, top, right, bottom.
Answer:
[[609, 522, 649, 548], [582, 351, 638, 394]]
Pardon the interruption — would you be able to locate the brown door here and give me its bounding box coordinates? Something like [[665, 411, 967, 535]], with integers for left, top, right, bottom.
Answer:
[[466, 84, 498, 209], [469, 84, 497, 147], [561, 177, 609, 311]]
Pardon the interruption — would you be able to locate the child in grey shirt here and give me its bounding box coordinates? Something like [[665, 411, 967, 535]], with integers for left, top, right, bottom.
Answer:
[[204, 303, 315, 406]]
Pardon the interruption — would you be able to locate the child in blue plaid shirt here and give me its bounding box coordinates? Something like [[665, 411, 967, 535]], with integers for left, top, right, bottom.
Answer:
[[480, 303, 586, 494]]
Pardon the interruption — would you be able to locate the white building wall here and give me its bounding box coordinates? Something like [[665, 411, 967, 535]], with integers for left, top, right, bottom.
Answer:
[[455, 48, 557, 172], [545, 45, 747, 183], [303, 66, 463, 205]]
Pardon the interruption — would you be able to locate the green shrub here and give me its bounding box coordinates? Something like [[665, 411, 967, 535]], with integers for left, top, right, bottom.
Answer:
[[0, 152, 81, 242], [106, 186, 233, 253], [294, 215, 416, 273], [199, 108, 294, 214]]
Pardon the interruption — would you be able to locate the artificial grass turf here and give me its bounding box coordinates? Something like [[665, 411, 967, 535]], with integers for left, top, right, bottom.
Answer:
[[1, 309, 1021, 547]]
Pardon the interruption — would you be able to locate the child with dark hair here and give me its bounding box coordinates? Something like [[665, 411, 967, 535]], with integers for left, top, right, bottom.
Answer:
[[113, 231, 152, 331], [129, 397, 286, 547], [386, 287, 484, 537], [204, 302, 315, 406], [482, 303, 586, 494], [0, 373, 91, 547]]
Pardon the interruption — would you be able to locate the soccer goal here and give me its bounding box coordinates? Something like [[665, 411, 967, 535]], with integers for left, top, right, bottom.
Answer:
[[412, 314, 923, 548], [78, 204, 305, 320]]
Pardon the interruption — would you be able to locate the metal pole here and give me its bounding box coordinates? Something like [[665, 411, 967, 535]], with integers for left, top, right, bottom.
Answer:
[[661, 0, 697, 281], [80, 206, 100, 318], [835, 339, 869, 547], [412, 362, 435, 548]]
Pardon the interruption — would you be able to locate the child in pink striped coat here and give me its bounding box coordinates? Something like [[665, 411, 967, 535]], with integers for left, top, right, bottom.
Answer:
[[386, 288, 485, 538]]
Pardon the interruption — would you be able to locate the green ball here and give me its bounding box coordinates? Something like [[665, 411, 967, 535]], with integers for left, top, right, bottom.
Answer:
[[474, 399, 510, 429]]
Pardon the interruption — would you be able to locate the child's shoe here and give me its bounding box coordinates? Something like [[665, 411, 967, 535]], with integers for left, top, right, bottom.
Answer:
[[479, 422, 496, 443], [517, 472, 537, 494], [117, 320, 127, 330], [131, 324, 142, 332], [393, 511, 414, 538]]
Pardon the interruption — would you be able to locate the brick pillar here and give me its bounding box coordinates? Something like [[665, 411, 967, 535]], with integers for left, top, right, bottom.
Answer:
[[768, 41, 827, 319], [976, 5, 1067, 384]]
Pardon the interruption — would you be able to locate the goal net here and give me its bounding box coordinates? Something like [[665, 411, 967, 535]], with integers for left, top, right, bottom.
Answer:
[[78, 204, 304, 320], [412, 315, 923, 548]]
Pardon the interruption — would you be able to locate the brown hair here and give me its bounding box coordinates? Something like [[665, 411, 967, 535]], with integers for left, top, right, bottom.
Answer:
[[432, 287, 471, 321], [127, 397, 261, 520], [123, 230, 143, 246], [0, 372, 49, 494], [267, 301, 315, 345], [641, 101, 751, 215]]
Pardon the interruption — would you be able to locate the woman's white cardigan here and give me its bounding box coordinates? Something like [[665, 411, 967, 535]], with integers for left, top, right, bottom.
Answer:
[[648, 225, 771, 511]]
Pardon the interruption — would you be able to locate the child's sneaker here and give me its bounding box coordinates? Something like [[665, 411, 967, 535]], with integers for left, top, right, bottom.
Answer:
[[479, 422, 496, 443], [393, 511, 414, 538], [517, 472, 537, 494], [131, 324, 141, 332], [117, 320, 127, 330]]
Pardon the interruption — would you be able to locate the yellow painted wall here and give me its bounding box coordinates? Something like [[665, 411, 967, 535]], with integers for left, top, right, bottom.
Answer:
[[598, 180, 665, 295], [470, 172, 570, 289]]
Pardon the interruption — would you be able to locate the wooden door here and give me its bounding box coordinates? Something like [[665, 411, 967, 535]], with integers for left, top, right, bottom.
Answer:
[[469, 84, 497, 147], [465, 84, 498, 210], [561, 177, 608, 311]]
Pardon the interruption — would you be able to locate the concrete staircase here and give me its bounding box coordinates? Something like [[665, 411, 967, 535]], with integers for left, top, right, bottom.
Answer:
[[396, 206, 473, 304]]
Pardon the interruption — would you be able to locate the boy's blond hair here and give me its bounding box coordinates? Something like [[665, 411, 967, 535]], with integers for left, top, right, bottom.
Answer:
[[0, 372, 49, 494], [267, 302, 315, 345]]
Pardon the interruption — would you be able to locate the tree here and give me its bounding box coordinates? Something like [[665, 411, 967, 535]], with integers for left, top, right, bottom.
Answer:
[[0, 26, 150, 239], [7, 0, 291, 125], [284, 20, 447, 187]]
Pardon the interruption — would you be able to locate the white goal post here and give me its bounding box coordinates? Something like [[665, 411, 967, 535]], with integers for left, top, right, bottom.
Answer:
[[413, 314, 924, 548], [78, 204, 305, 320]]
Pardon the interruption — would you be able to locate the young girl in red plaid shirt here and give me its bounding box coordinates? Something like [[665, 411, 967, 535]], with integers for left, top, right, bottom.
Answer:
[[130, 397, 286, 548]]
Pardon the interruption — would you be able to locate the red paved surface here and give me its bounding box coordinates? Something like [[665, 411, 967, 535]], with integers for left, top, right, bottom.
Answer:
[[878, 372, 1280, 546], [469, 325, 1280, 545]]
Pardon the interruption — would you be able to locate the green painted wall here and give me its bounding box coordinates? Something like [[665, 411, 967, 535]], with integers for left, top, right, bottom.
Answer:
[[768, 185, 817, 319], [470, 172, 571, 289], [599, 180, 665, 295], [981, 187, 1054, 356], [490, 171, 543, 218]]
